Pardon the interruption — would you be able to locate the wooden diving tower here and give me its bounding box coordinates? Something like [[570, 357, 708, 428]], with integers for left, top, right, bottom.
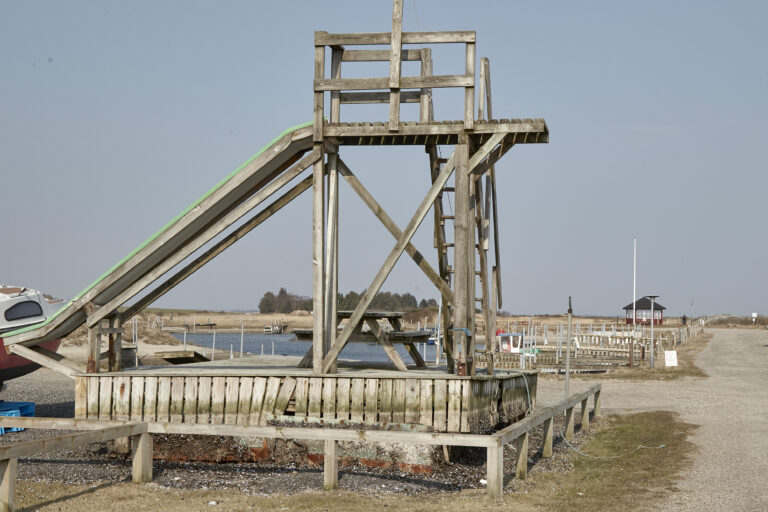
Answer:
[[2, 1, 547, 438]]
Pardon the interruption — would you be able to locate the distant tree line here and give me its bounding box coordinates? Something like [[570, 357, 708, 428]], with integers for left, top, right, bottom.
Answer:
[[258, 288, 438, 314], [258, 288, 312, 314]]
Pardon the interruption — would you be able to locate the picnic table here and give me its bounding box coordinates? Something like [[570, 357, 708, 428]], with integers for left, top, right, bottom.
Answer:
[[295, 311, 429, 371]]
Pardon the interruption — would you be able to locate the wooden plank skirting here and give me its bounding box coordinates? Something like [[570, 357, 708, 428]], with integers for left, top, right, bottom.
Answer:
[[74, 373, 536, 434]]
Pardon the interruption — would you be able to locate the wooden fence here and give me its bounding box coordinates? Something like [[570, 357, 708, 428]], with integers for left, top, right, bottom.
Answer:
[[75, 372, 536, 434]]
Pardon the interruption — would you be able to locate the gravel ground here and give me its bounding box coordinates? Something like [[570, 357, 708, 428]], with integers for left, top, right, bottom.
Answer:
[[537, 327, 768, 511], [0, 367, 597, 496]]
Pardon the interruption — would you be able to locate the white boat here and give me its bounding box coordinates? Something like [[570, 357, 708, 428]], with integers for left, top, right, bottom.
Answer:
[[0, 285, 65, 383]]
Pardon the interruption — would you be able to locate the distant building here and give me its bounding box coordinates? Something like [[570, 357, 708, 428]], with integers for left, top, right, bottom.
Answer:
[[623, 297, 665, 325]]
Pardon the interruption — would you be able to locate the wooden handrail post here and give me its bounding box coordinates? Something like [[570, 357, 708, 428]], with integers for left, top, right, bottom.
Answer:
[[565, 406, 575, 441], [542, 417, 554, 458], [131, 432, 153, 483], [581, 398, 590, 430], [514, 432, 528, 480], [323, 439, 339, 490], [486, 444, 503, 498], [594, 389, 602, 417], [0, 458, 16, 512]]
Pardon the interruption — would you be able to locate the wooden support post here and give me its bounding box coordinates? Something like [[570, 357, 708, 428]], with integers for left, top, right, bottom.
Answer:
[[486, 444, 503, 499], [388, 0, 403, 131], [454, 142, 471, 371], [323, 439, 339, 490], [87, 324, 101, 374], [324, 152, 339, 373], [581, 398, 590, 430], [330, 47, 342, 123], [131, 432, 153, 483], [464, 42, 475, 130], [565, 406, 575, 441], [312, 145, 326, 374], [0, 458, 16, 512], [419, 48, 431, 123], [514, 432, 528, 479], [313, 40, 325, 141], [542, 416, 554, 458], [594, 389, 602, 417], [322, 154, 456, 373], [107, 315, 123, 372]]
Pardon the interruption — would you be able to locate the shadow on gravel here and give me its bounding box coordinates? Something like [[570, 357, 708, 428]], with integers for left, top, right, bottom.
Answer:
[[18, 480, 119, 512]]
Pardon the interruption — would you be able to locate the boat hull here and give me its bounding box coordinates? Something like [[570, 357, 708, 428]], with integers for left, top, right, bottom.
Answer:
[[0, 338, 62, 383]]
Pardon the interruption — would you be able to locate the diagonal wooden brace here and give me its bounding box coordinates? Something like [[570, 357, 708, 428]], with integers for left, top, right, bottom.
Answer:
[[337, 158, 453, 304]]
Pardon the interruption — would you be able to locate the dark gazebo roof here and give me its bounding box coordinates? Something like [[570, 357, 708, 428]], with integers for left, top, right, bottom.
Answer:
[[623, 297, 666, 311]]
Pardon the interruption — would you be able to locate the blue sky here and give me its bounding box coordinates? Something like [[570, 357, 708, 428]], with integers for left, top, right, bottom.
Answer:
[[2, 1, 766, 316]]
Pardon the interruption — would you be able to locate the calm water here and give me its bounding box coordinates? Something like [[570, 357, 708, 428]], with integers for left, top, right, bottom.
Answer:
[[169, 332, 441, 364]]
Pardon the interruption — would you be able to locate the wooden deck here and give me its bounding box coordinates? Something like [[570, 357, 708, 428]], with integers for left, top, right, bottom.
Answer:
[[74, 358, 537, 434]]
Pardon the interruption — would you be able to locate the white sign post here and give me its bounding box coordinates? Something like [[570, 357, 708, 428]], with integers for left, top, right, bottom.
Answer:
[[664, 350, 678, 368], [752, 312, 758, 324]]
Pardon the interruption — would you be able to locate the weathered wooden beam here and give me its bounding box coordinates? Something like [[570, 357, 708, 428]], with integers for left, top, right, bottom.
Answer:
[[88, 148, 319, 328], [364, 318, 408, 371], [388, 0, 403, 131], [314, 31, 476, 46], [321, 153, 457, 374], [8, 344, 82, 376], [514, 432, 528, 479], [330, 48, 342, 123], [565, 406, 575, 441], [339, 91, 421, 104], [86, 322, 100, 374], [323, 439, 338, 489], [324, 152, 339, 372], [122, 173, 315, 321], [336, 158, 453, 303], [542, 416, 554, 458], [315, 74, 473, 92], [312, 145, 326, 374], [131, 432, 153, 483], [339, 90, 420, 104], [314, 41, 325, 141], [322, 119, 548, 138], [0, 458, 16, 512], [0, 423, 146, 460], [454, 142, 470, 349], [419, 48, 432, 123], [341, 49, 423, 62], [464, 42, 475, 130], [581, 398, 590, 430], [486, 443, 503, 498]]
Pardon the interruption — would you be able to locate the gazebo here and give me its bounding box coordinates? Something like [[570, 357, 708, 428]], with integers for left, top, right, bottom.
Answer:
[[623, 296, 665, 325]]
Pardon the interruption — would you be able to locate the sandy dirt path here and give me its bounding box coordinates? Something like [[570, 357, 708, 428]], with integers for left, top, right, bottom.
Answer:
[[536, 328, 768, 511]]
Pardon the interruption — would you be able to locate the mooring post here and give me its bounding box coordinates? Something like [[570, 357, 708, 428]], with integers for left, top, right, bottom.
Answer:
[[514, 432, 528, 480], [486, 443, 504, 498], [323, 439, 338, 490], [0, 457, 16, 512], [131, 432, 153, 483], [581, 397, 590, 430], [542, 416, 554, 458]]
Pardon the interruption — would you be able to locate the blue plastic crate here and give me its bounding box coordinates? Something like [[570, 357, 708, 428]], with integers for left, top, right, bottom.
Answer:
[[0, 401, 35, 434]]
